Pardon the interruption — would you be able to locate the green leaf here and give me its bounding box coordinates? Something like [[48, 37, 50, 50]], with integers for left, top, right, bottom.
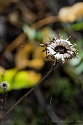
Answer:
[[0, 75, 3, 83], [23, 25, 36, 40], [13, 71, 29, 89], [35, 31, 44, 41], [13, 71, 41, 89], [3, 69, 18, 90]]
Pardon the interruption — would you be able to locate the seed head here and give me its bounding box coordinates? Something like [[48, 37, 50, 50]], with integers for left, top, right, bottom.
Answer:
[[0, 81, 9, 90], [40, 35, 78, 63]]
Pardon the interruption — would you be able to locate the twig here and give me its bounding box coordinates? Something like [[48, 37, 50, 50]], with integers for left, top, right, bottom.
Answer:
[[0, 61, 57, 121], [31, 16, 59, 29]]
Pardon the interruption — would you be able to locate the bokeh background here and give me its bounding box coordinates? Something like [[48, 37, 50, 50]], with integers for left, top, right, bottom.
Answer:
[[0, 0, 83, 125]]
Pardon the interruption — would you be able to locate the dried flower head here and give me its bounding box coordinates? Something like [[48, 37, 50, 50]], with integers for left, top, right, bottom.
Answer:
[[41, 35, 78, 63], [0, 81, 9, 90]]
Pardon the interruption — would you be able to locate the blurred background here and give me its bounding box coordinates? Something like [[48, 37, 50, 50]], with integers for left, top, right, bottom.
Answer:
[[0, 0, 83, 125]]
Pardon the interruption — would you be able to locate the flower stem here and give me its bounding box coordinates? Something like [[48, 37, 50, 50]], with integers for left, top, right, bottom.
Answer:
[[0, 61, 57, 121]]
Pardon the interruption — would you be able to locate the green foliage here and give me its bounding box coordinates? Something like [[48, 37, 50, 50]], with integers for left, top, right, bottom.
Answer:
[[0, 69, 41, 91], [23, 25, 36, 40], [52, 77, 78, 103], [13, 71, 30, 89], [3, 69, 17, 90]]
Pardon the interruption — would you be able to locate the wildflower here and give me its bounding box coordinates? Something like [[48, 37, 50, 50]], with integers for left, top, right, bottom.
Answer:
[[40, 35, 78, 63], [0, 81, 9, 90]]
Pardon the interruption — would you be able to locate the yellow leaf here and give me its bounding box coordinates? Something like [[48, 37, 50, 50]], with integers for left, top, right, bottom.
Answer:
[[27, 59, 45, 70], [27, 70, 42, 87], [58, 2, 83, 22]]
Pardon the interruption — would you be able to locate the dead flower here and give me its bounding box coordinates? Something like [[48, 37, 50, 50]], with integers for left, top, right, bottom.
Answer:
[[40, 35, 78, 63], [0, 81, 9, 90]]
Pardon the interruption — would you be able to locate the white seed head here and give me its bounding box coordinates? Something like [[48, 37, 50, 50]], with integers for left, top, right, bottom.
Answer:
[[0, 81, 9, 90], [41, 35, 78, 63]]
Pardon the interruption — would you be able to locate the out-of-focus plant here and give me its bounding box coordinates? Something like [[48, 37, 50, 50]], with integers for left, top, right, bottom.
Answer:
[[58, 2, 83, 22], [0, 67, 41, 91]]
